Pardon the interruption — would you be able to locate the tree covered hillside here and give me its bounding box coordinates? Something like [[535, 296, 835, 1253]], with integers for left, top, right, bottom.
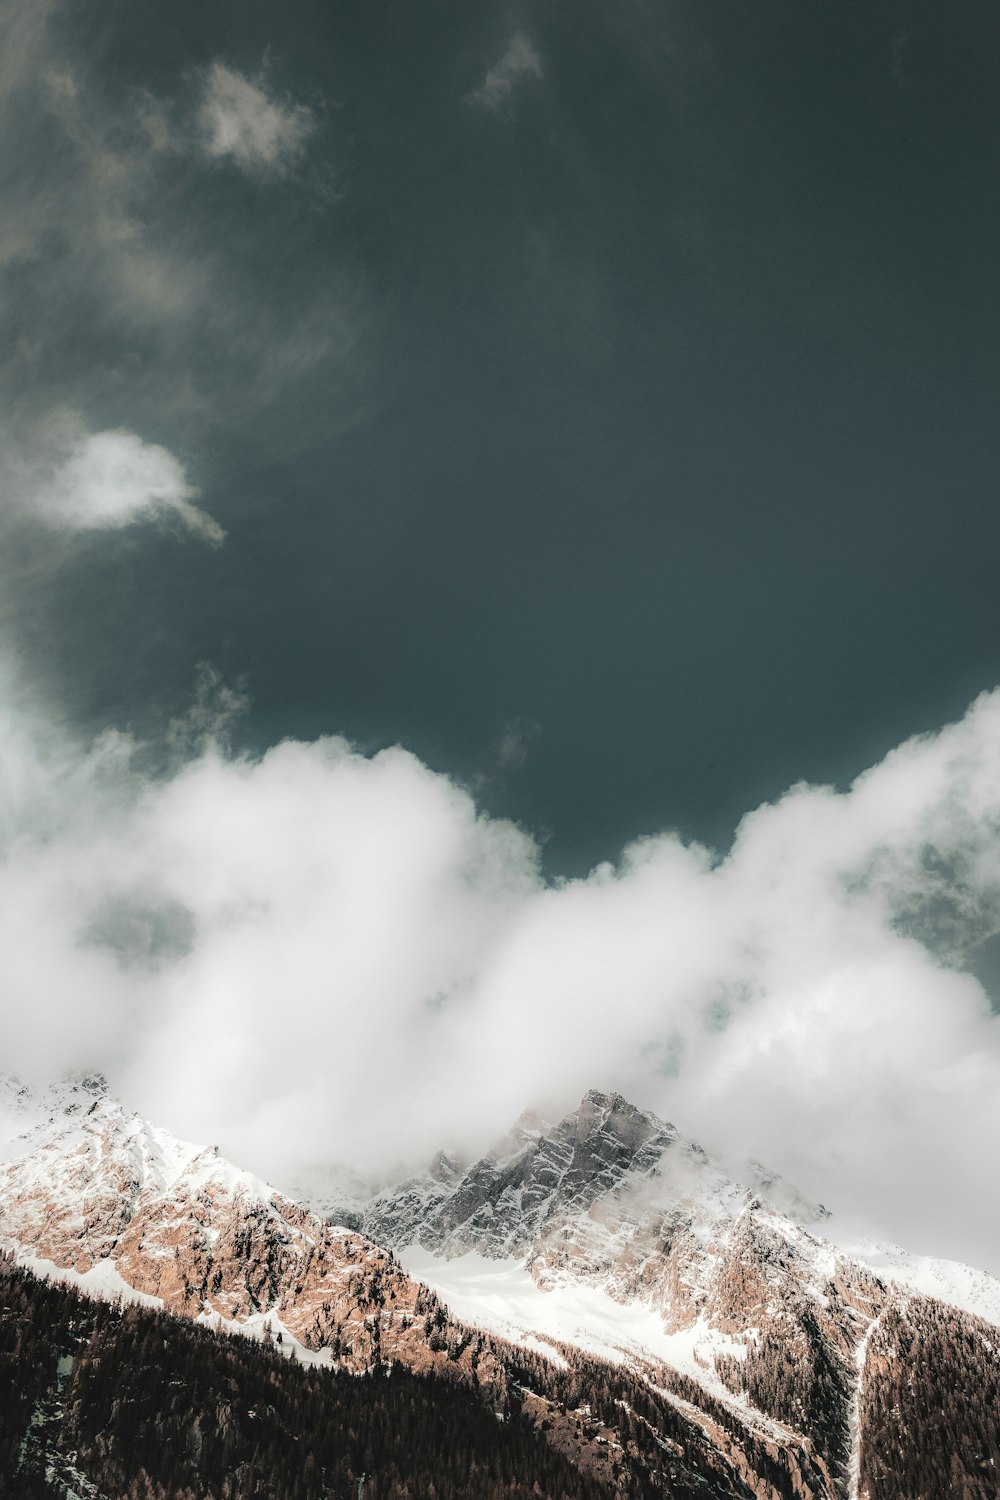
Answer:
[[0, 1254, 605, 1500]]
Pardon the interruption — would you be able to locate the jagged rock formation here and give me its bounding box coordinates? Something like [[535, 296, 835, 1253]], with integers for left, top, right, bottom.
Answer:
[[360, 1089, 830, 1265]]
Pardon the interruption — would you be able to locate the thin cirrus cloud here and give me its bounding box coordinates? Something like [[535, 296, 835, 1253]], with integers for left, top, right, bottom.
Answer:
[[468, 32, 543, 111], [197, 62, 315, 176], [30, 419, 224, 545]]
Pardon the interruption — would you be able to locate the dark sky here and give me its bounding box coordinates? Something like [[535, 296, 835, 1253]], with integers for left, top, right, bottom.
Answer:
[[9, 0, 1000, 873]]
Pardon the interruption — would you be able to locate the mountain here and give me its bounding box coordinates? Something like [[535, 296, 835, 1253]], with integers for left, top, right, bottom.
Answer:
[[358, 1087, 831, 1257], [1, 1077, 998, 1499], [0, 1073, 845, 1498], [352, 1088, 1000, 1498], [0, 1073, 508, 1388]]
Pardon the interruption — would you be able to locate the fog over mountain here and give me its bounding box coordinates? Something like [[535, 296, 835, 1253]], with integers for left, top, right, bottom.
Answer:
[[2, 667, 1000, 1274], [2, 0, 1000, 1285]]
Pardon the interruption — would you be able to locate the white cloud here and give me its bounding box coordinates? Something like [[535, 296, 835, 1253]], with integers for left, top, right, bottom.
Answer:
[[468, 33, 543, 111], [0, 14, 360, 578], [31, 420, 224, 544], [1, 679, 1000, 1273], [198, 63, 314, 176]]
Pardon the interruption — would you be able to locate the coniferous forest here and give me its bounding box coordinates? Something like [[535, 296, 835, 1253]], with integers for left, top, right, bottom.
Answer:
[[0, 1255, 604, 1500], [859, 1295, 1000, 1500], [0, 1254, 771, 1500]]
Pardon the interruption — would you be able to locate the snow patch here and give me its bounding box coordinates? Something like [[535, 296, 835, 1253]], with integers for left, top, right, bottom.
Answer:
[[850, 1241, 1000, 1328], [11, 1247, 164, 1309], [197, 1305, 336, 1370], [402, 1246, 678, 1368]]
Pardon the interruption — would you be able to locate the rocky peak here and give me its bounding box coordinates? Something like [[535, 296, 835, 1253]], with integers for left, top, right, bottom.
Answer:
[[361, 1090, 691, 1260], [69, 1071, 109, 1099], [555, 1089, 680, 1193], [575, 1087, 635, 1127], [427, 1149, 465, 1185]]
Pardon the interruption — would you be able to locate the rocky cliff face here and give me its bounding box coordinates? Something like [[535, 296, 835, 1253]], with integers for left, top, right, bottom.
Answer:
[[360, 1089, 828, 1261]]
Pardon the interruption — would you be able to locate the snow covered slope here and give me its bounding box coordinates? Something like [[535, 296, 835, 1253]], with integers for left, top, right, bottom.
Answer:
[[847, 1238, 1000, 1328], [0, 1075, 850, 1495], [360, 1088, 1000, 1335]]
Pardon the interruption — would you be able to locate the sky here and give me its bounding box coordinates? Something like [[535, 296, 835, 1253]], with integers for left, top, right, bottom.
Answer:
[[2, 0, 1000, 1272]]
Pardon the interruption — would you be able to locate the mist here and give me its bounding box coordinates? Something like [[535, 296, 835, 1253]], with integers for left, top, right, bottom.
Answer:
[[1, 669, 999, 1273]]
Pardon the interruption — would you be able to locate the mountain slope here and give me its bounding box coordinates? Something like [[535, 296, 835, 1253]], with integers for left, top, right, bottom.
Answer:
[[0, 1075, 506, 1389], [0, 1077, 836, 1496], [0, 1253, 607, 1500]]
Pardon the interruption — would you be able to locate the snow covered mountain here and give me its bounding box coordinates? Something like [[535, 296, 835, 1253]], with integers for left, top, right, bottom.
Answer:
[[350, 1088, 1000, 1497], [2, 1076, 999, 1499], [0, 1073, 507, 1389], [359, 1087, 830, 1257], [358, 1088, 999, 1339]]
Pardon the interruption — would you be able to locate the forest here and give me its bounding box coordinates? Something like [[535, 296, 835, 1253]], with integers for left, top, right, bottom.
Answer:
[[859, 1295, 1000, 1500], [0, 1254, 606, 1500]]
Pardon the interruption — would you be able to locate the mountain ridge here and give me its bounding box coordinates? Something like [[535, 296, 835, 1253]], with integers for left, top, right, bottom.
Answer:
[[2, 1073, 999, 1498]]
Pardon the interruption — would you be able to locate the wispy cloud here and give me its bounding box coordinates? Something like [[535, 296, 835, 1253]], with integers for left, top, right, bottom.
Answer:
[[198, 63, 315, 176], [495, 716, 541, 773], [468, 32, 543, 112], [0, 15, 354, 604], [0, 21, 343, 423], [31, 418, 223, 545]]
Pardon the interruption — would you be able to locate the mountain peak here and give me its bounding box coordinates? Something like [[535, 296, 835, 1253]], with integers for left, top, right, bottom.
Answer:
[[571, 1087, 678, 1154], [578, 1086, 628, 1114], [69, 1071, 109, 1098]]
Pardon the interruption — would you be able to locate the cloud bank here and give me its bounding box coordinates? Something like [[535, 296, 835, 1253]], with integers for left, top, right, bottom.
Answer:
[[1, 675, 999, 1272]]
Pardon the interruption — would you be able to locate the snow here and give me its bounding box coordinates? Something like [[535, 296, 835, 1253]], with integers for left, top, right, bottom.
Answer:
[[12, 1246, 336, 1374], [521, 1335, 570, 1369], [400, 1245, 723, 1374], [850, 1240, 1000, 1329], [660, 1314, 749, 1373], [397, 1245, 799, 1447], [12, 1249, 164, 1309], [196, 1306, 337, 1370], [174, 1145, 275, 1207], [846, 1310, 882, 1500]]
